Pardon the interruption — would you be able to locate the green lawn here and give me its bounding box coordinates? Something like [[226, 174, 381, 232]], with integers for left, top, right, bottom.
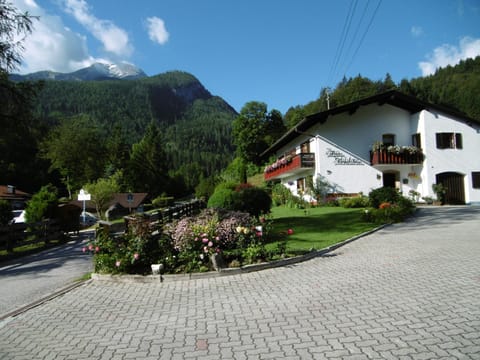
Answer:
[[267, 206, 377, 253]]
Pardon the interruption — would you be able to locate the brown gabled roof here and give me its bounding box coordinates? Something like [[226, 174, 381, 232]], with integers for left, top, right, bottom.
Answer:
[[0, 185, 31, 200], [261, 90, 480, 159], [112, 193, 148, 209]]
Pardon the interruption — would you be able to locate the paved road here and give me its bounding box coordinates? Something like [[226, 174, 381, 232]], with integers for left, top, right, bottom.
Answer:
[[0, 231, 94, 318], [0, 206, 479, 359]]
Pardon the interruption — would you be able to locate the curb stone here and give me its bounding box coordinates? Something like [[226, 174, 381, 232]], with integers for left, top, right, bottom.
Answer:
[[92, 223, 388, 283], [0, 279, 92, 322]]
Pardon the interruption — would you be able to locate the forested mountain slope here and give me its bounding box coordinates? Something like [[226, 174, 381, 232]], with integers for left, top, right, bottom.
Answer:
[[30, 71, 237, 193], [285, 56, 480, 128]]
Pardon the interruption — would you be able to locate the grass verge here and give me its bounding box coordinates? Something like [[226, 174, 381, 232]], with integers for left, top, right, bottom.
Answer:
[[267, 206, 377, 254]]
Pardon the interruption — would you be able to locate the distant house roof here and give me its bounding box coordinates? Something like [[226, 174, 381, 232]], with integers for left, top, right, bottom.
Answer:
[[261, 90, 480, 159], [0, 185, 31, 201], [112, 193, 148, 209]]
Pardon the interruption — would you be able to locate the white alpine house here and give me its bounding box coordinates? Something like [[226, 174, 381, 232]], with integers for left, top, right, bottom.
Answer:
[[262, 90, 480, 205]]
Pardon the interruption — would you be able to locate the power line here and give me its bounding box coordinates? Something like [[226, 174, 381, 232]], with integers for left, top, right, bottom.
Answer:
[[327, 0, 382, 88], [327, 0, 358, 86], [336, 0, 372, 77], [343, 0, 382, 76]]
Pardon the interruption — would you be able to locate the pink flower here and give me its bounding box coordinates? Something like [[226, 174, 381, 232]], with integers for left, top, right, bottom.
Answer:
[[95, 246, 100, 253], [88, 244, 93, 251], [133, 253, 140, 260], [194, 237, 199, 241], [202, 238, 209, 244], [115, 260, 121, 267], [256, 231, 262, 237], [82, 247, 87, 253], [203, 246, 209, 253], [208, 241, 213, 247], [287, 229, 294, 235]]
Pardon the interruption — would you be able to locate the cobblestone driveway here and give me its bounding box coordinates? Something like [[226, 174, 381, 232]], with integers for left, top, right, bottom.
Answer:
[[0, 206, 479, 359]]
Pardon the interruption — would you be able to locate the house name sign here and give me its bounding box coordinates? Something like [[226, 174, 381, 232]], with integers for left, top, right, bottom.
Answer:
[[326, 148, 363, 166]]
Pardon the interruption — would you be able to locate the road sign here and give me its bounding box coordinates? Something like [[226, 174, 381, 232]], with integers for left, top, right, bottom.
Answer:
[[78, 189, 91, 201]]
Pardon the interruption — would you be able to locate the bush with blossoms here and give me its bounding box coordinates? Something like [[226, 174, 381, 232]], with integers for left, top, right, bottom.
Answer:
[[166, 208, 272, 272], [85, 215, 174, 275], [361, 187, 415, 224]]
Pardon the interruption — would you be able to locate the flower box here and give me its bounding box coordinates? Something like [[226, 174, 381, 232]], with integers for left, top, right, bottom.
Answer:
[[264, 153, 315, 180], [370, 150, 424, 165]]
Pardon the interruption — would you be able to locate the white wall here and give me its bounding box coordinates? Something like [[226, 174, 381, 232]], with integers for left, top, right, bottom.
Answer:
[[316, 137, 383, 195], [270, 103, 480, 204], [421, 110, 480, 204]]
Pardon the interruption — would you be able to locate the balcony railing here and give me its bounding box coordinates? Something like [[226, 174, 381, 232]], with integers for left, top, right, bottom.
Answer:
[[264, 153, 315, 180], [370, 150, 424, 165]]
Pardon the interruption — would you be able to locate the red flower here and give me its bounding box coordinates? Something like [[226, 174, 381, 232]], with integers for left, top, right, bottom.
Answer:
[[379, 202, 391, 209], [287, 229, 294, 235]]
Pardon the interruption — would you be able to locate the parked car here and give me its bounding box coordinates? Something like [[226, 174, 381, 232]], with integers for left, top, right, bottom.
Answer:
[[11, 210, 25, 223], [80, 212, 97, 226]]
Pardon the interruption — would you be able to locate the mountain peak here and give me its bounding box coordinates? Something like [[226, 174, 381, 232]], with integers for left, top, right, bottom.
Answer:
[[89, 62, 147, 79], [11, 62, 147, 82]]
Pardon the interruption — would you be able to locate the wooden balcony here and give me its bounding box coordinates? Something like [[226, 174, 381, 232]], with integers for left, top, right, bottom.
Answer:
[[370, 150, 424, 166], [264, 153, 315, 181]]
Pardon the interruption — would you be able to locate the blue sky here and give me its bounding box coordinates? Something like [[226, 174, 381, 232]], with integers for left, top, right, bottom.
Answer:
[[12, 0, 480, 114]]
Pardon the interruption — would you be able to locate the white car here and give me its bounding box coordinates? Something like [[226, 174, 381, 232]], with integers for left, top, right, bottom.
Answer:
[[80, 212, 98, 226], [11, 210, 26, 223]]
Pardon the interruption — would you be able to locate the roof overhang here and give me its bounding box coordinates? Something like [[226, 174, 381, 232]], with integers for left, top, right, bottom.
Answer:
[[261, 90, 479, 160]]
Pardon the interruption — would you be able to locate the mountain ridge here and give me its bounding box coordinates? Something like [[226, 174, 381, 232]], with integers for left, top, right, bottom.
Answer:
[[10, 62, 147, 82]]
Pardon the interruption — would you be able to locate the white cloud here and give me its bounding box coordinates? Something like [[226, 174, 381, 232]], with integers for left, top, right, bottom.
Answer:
[[11, 0, 97, 73], [410, 26, 424, 37], [146, 17, 169, 45], [419, 36, 480, 76], [63, 0, 133, 57]]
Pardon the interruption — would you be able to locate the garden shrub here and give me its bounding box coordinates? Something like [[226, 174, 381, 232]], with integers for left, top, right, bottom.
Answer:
[[232, 186, 272, 217], [368, 187, 400, 209], [362, 194, 415, 224], [271, 183, 292, 206], [88, 215, 171, 274], [0, 200, 12, 226], [208, 183, 272, 218], [152, 195, 174, 208], [25, 184, 59, 223], [166, 208, 270, 272], [207, 187, 236, 209], [338, 196, 369, 208]]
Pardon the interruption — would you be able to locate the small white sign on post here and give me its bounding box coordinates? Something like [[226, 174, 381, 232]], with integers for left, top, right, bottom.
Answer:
[[78, 189, 91, 224]]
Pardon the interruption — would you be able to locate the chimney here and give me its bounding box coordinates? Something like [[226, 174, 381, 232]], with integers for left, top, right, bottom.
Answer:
[[7, 185, 15, 194]]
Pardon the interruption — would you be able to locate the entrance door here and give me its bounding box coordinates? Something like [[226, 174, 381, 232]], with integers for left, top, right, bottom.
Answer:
[[436, 172, 465, 205], [383, 173, 396, 188]]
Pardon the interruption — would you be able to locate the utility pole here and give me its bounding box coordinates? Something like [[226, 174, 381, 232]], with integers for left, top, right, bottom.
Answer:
[[326, 88, 331, 110]]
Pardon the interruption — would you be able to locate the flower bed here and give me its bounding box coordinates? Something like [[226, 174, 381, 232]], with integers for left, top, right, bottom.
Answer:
[[85, 208, 287, 275]]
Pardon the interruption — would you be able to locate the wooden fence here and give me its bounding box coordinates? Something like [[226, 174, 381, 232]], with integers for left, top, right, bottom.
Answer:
[[0, 220, 65, 253], [148, 199, 205, 223], [121, 199, 206, 235]]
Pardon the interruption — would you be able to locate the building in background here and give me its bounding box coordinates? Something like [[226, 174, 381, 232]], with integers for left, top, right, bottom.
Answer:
[[262, 91, 480, 205]]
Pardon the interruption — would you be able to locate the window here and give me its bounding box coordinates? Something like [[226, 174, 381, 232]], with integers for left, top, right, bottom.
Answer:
[[301, 141, 310, 153], [382, 134, 395, 146], [436, 132, 463, 149], [412, 133, 421, 148], [472, 172, 480, 189]]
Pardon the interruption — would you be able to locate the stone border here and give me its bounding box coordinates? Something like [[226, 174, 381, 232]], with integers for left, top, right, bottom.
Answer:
[[91, 224, 387, 283]]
